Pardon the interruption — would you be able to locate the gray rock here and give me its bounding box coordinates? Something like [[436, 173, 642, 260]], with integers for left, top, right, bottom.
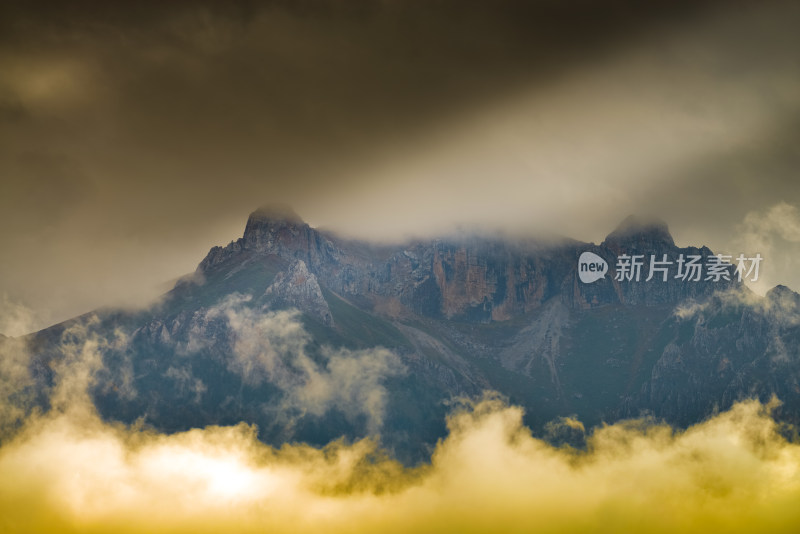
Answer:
[[265, 259, 334, 326]]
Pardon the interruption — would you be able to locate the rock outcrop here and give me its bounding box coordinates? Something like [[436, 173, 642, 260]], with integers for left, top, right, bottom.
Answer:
[[265, 259, 333, 326]]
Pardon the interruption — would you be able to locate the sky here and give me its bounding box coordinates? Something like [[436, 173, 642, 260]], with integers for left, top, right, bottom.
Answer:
[[1, 0, 800, 333]]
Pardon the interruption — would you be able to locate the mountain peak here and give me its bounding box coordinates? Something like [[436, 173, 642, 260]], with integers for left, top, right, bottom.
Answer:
[[603, 214, 674, 248], [240, 202, 339, 266], [766, 284, 800, 304], [247, 204, 304, 225], [243, 204, 305, 242]]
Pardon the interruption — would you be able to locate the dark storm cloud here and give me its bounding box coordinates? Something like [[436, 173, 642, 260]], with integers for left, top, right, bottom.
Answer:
[[0, 0, 725, 176], [0, 0, 798, 330]]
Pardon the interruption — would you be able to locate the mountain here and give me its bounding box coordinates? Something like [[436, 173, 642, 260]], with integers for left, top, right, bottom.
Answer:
[[21, 206, 800, 463]]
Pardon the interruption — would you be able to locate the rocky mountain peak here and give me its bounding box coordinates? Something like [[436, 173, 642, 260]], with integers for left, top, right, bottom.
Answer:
[[198, 204, 339, 275], [244, 204, 305, 239], [246, 204, 304, 225], [766, 284, 800, 315], [602, 214, 675, 249], [767, 284, 797, 299], [241, 204, 311, 252]]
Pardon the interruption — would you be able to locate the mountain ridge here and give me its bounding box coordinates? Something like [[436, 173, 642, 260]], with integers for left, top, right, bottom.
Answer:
[[195, 207, 737, 320], [18, 207, 800, 463]]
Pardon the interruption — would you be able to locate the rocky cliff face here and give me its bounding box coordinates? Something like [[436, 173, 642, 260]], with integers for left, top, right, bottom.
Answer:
[[198, 205, 341, 273], [198, 207, 735, 323], [265, 259, 333, 326]]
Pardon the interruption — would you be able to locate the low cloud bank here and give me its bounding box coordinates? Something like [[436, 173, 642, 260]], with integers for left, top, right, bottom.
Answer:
[[1, 394, 799, 532], [1, 306, 799, 533]]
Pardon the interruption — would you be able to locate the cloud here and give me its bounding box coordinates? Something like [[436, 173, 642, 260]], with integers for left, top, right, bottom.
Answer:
[[187, 294, 406, 434], [741, 202, 800, 243], [48, 317, 130, 415], [0, 334, 34, 438], [4, 311, 800, 532], [672, 285, 762, 320], [0, 295, 40, 436], [734, 202, 800, 294], [1, 392, 800, 532], [0, 310, 135, 442], [296, 345, 406, 435], [188, 294, 310, 386], [165, 365, 207, 404], [674, 282, 800, 322], [0, 294, 38, 338], [672, 284, 800, 364]]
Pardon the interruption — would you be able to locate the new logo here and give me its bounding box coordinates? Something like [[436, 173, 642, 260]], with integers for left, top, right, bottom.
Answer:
[[578, 252, 608, 284]]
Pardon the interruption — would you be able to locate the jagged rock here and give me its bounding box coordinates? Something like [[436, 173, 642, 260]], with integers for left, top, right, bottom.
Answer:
[[199, 208, 736, 324], [197, 205, 340, 274], [499, 299, 569, 386], [265, 259, 334, 326]]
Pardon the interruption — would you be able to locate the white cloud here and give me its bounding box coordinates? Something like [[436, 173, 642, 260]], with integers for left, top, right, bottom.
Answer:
[[735, 202, 800, 294], [187, 294, 405, 434]]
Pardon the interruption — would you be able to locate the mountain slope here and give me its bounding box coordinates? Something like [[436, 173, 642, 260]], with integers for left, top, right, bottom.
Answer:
[[21, 206, 800, 463]]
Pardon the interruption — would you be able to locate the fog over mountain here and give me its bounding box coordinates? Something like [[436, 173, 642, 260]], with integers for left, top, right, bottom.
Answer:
[[2, 0, 800, 331], [1, 205, 799, 531], [3, 207, 796, 462], [2, 3, 800, 532]]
